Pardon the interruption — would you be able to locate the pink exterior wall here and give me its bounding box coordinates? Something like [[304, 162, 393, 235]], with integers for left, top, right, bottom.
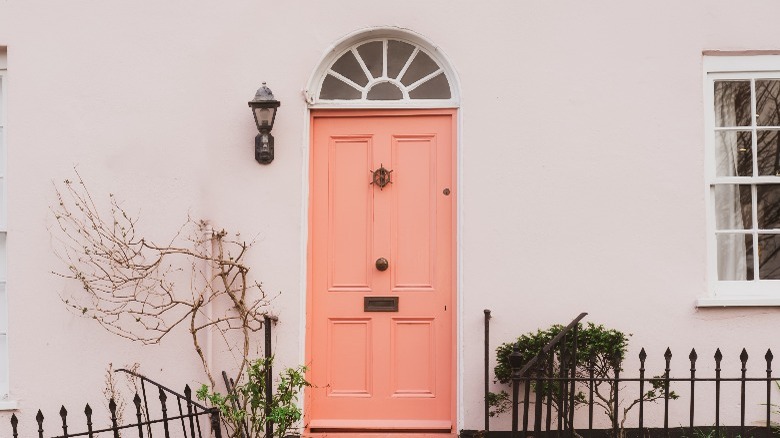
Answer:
[[0, 0, 779, 433]]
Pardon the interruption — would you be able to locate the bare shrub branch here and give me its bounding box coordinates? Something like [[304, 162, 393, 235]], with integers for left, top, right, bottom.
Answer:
[[51, 170, 270, 386]]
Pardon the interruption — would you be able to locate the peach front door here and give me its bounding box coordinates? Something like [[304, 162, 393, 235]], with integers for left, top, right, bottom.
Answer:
[[308, 110, 455, 433]]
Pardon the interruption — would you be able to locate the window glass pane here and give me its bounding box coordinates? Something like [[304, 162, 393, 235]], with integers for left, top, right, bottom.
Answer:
[[717, 233, 753, 280], [356, 41, 383, 79], [320, 74, 361, 100], [715, 184, 751, 230], [409, 73, 451, 99], [758, 130, 780, 175], [387, 40, 415, 80], [0, 234, 7, 282], [759, 234, 780, 279], [0, 282, 7, 333], [366, 82, 403, 100], [0, 178, 6, 230], [715, 81, 751, 127], [0, 333, 8, 396], [757, 80, 780, 126], [399, 51, 439, 86], [758, 185, 780, 229], [331, 51, 369, 87], [0, 232, 6, 281], [715, 131, 752, 177]]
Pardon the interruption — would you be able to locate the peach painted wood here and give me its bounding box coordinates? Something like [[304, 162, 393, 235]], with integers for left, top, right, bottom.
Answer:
[[309, 110, 455, 432]]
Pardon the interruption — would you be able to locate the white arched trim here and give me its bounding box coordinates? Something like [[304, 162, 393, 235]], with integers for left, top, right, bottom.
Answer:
[[304, 27, 461, 108]]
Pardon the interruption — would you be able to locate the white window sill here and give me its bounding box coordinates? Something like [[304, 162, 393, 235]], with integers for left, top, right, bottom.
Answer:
[[0, 400, 19, 411], [697, 297, 780, 307]]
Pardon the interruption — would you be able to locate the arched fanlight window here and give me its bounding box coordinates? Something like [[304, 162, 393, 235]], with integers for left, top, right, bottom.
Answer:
[[316, 38, 453, 103]]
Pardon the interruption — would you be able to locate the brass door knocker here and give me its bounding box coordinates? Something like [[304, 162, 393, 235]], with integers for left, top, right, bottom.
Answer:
[[370, 164, 393, 190]]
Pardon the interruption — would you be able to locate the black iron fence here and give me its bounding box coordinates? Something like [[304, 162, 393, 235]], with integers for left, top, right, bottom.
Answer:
[[10, 369, 221, 438], [482, 312, 780, 438], [11, 315, 282, 438]]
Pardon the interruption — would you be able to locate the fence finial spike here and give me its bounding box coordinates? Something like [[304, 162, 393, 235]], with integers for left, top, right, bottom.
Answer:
[[610, 351, 622, 369], [184, 384, 192, 399], [639, 347, 647, 361], [133, 392, 141, 407], [84, 404, 92, 416], [108, 398, 117, 413], [59, 406, 67, 418], [740, 348, 749, 363], [715, 348, 723, 362], [11, 413, 17, 426], [766, 349, 774, 363], [689, 348, 698, 362], [664, 347, 672, 360], [36, 410, 44, 422], [509, 342, 522, 371]]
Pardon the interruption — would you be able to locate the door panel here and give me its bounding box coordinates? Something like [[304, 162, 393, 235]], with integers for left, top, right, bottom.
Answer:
[[392, 135, 436, 290], [309, 111, 455, 432], [327, 319, 372, 397], [329, 137, 373, 291], [391, 318, 436, 396]]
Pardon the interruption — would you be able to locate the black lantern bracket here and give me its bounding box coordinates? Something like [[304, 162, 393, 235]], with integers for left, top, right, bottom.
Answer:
[[248, 82, 281, 164]]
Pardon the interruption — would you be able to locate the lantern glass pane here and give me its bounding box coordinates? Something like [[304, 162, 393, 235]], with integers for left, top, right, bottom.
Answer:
[[254, 107, 275, 128]]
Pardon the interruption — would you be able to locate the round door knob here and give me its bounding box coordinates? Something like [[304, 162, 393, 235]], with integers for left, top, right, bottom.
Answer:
[[375, 257, 389, 271]]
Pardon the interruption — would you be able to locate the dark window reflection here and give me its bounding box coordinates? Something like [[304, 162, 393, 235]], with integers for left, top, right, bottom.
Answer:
[[747, 234, 755, 280], [715, 131, 752, 177], [320, 75, 361, 100], [758, 185, 780, 229], [716, 233, 754, 280], [758, 130, 780, 175], [715, 81, 751, 127], [367, 82, 403, 100], [714, 184, 752, 230], [759, 234, 780, 279], [757, 80, 780, 126], [356, 41, 383, 79], [331, 51, 369, 87], [387, 40, 415, 79]]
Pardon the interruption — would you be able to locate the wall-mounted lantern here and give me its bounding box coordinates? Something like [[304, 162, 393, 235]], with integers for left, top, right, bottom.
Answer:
[[248, 82, 281, 164]]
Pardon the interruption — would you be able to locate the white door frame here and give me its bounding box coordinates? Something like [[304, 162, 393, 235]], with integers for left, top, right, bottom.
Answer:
[[297, 25, 465, 431]]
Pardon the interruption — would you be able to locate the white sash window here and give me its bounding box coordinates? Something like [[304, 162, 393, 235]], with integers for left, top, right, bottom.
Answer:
[[702, 55, 780, 306], [0, 49, 10, 401]]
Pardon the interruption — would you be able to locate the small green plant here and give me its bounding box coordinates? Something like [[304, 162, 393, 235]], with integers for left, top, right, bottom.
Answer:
[[680, 425, 755, 438], [765, 380, 780, 434], [197, 357, 310, 438], [490, 322, 677, 438]]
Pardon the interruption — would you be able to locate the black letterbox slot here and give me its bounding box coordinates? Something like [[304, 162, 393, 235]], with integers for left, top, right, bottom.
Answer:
[[364, 296, 399, 312]]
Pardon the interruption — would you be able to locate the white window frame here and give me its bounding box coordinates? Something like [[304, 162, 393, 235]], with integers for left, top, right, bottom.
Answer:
[[0, 51, 14, 408], [304, 28, 460, 109], [701, 55, 780, 307]]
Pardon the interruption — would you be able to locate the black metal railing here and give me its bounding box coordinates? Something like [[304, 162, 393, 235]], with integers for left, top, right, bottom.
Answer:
[[483, 312, 780, 438], [219, 314, 278, 438], [10, 369, 221, 438], [510, 313, 588, 438]]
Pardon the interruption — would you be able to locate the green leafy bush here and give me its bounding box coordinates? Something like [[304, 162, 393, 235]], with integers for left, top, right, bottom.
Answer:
[[494, 322, 628, 385], [490, 322, 676, 438], [197, 357, 310, 438]]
